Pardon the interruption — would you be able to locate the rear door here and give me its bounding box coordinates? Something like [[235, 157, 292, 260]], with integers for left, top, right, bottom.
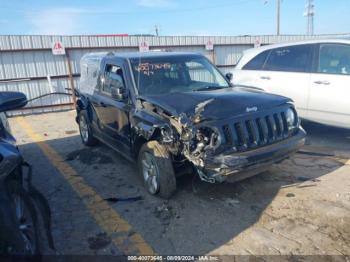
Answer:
[[255, 44, 314, 119], [308, 43, 350, 128], [93, 60, 131, 152]]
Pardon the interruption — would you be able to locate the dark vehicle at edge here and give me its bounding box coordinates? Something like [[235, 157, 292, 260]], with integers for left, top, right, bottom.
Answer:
[[0, 92, 54, 255], [76, 52, 306, 199]]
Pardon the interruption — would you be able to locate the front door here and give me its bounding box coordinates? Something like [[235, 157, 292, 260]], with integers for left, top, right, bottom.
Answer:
[[94, 61, 131, 152]]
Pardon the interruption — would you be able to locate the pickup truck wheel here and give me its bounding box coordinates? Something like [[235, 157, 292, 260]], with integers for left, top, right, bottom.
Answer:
[[78, 110, 98, 146], [138, 141, 176, 199]]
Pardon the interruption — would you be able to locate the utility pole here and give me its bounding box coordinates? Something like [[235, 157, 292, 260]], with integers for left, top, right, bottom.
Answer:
[[264, 0, 281, 35], [304, 0, 315, 35], [276, 0, 281, 35], [154, 25, 160, 36]]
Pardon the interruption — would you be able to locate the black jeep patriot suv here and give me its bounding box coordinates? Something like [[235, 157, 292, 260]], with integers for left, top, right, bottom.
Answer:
[[76, 51, 306, 198]]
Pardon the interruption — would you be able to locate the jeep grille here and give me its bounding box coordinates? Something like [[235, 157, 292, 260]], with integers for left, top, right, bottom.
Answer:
[[222, 110, 295, 152]]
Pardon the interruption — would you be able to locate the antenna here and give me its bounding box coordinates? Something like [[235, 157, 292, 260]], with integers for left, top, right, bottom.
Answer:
[[304, 0, 315, 35]]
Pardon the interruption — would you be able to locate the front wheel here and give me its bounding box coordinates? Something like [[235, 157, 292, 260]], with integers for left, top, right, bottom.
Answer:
[[138, 141, 176, 199], [6, 181, 39, 255]]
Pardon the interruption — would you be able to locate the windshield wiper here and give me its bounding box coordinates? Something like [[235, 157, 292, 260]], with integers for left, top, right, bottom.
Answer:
[[193, 86, 228, 92]]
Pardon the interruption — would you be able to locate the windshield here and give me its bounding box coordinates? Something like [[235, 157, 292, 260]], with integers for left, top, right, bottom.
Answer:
[[130, 55, 230, 96]]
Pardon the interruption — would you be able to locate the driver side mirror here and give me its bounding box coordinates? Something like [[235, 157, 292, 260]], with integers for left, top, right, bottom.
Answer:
[[225, 73, 233, 82], [110, 81, 127, 100], [0, 92, 27, 112]]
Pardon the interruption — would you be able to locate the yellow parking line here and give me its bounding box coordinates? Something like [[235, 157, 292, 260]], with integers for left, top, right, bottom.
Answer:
[[16, 117, 155, 255]]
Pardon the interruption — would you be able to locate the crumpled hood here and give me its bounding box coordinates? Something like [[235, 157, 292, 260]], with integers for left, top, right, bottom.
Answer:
[[140, 87, 292, 121]]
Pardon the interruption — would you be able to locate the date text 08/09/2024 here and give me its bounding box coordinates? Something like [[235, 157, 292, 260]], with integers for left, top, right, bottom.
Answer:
[[127, 255, 219, 261]]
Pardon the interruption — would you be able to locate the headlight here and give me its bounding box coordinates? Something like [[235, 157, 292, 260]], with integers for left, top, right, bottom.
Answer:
[[285, 108, 297, 129]]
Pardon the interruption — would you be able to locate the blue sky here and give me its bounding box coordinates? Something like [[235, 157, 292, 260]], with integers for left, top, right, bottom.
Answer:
[[0, 0, 349, 36]]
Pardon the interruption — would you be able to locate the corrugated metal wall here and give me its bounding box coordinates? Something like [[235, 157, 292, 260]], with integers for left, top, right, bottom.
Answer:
[[1, 34, 349, 115]]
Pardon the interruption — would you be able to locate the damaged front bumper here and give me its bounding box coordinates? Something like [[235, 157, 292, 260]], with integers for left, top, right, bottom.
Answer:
[[197, 128, 306, 183]]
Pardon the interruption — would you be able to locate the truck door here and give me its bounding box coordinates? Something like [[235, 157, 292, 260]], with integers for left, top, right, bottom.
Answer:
[[94, 61, 131, 152]]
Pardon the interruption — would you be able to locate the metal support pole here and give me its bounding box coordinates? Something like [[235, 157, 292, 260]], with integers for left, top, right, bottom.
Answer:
[[65, 50, 76, 108], [277, 0, 281, 35]]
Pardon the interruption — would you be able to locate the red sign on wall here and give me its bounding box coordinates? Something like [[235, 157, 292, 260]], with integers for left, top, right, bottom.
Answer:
[[51, 41, 65, 55]]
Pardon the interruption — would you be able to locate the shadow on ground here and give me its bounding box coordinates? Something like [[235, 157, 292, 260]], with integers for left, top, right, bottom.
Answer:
[[302, 120, 350, 152]]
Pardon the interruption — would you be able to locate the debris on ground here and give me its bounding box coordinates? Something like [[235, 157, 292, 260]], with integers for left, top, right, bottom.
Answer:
[[224, 198, 240, 206], [104, 196, 143, 203], [154, 202, 174, 226], [286, 193, 295, 198], [65, 130, 78, 135], [87, 232, 111, 250], [296, 176, 310, 182]]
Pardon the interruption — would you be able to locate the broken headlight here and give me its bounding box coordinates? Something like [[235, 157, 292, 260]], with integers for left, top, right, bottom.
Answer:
[[191, 127, 222, 156], [286, 108, 297, 130]]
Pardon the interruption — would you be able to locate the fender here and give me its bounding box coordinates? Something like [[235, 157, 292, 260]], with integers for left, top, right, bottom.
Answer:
[[130, 108, 169, 141], [75, 94, 95, 124]]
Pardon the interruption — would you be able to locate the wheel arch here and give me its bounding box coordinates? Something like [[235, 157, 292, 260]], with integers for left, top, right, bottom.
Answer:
[[77, 97, 94, 124], [132, 127, 162, 159]]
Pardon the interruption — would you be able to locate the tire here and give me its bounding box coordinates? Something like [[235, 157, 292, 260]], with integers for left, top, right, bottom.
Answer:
[[6, 181, 40, 255], [138, 141, 176, 199], [78, 110, 98, 146]]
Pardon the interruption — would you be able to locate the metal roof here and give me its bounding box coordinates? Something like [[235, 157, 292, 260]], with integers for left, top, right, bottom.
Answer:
[[1, 34, 350, 51]]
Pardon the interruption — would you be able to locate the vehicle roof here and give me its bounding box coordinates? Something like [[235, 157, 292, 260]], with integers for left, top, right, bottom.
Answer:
[[235, 38, 350, 69], [81, 51, 203, 62]]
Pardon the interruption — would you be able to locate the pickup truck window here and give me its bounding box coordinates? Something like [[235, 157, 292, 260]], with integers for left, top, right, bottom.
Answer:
[[318, 44, 350, 75], [130, 56, 229, 96]]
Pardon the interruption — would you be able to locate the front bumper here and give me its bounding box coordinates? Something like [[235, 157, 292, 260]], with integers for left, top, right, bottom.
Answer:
[[200, 127, 306, 182]]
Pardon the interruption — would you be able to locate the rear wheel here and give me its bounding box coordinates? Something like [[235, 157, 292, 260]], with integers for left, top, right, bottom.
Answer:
[[78, 110, 98, 146], [138, 141, 176, 199]]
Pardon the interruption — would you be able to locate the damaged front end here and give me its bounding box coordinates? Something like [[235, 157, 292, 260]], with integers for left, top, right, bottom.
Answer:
[[135, 95, 306, 184]]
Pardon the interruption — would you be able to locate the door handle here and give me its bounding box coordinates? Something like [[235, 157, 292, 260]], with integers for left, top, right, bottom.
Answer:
[[100, 102, 107, 107], [260, 76, 271, 80], [314, 80, 330, 85]]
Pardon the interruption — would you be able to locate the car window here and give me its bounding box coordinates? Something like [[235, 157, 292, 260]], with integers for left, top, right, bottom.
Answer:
[[103, 64, 125, 95], [131, 56, 229, 96], [264, 44, 312, 73], [242, 50, 269, 70], [186, 61, 216, 83], [318, 44, 350, 75]]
